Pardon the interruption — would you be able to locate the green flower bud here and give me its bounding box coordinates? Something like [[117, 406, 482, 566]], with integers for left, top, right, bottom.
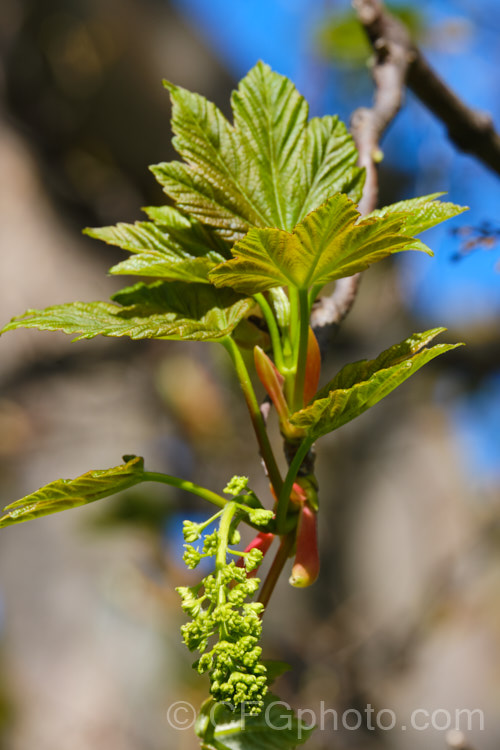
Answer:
[[182, 520, 202, 542], [223, 476, 249, 496], [183, 545, 202, 569]]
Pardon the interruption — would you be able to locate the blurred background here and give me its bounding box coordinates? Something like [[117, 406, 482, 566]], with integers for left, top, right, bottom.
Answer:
[[0, 1, 499, 748]]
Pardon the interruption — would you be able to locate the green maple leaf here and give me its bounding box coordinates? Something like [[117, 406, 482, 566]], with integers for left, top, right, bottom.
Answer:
[[290, 329, 462, 441], [0, 456, 146, 528], [85, 206, 229, 283], [2, 282, 253, 342], [195, 693, 314, 750], [365, 192, 468, 251], [151, 61, 364, 241], [209, 192, 466, 295]]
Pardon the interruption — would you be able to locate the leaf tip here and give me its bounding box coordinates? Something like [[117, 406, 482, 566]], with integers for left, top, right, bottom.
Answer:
[[82, 226, 100, 241], [122, 454, 145, 471], [162, 78, 176, 94], [148, 163, 164, 179], [0, 316, 25, 336]]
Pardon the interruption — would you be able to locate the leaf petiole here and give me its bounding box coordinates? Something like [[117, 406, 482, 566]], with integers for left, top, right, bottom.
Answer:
[[292, 288, 311, 412], [275, 437, 314, 535], [288, 286, 299, 359], [254, 293, 285, 372], [222, 337, 283, 498], [143, 472, 228, 509]]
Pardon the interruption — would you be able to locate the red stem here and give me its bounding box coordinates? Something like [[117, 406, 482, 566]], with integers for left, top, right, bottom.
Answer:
[[257, 533, 295, 609]]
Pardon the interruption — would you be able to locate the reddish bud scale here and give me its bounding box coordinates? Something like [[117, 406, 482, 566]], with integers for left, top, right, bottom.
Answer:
[[236, 532, 275, 577], [294, 475, 318, 511], [289, 504, 320, 588], [270, 481, 307, 506], [303, 327, 321, 404]]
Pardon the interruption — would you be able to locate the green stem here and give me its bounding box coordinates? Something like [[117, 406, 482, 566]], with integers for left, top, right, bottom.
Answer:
[[144, 472, 227, 509], [309, 284, 323, 309], [199, 508, 226, 531], [275, 437, 313, 535], [222, 337, 283, 497], [292, 288, 311, 412], [258, 533, 294, 609], [216, 501, 239, 571], [254, 293, 284, 371], [288, 287, 299, 356], [282, 287, 299, 405], [215, 501, 239, 634]]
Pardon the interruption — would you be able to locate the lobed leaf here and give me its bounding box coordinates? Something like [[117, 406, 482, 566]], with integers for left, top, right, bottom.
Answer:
[[290, 329, 462, 441], [141, 206, 230, 258], [152, 62, 364, 241], [0, 456, 146, 528], [209, 193, 430, 295], [297, 115, 365, 222], [2, 282, 253, 342], [85, 207, 228, 283], [365, 193, 468, 251], [196, 693, 314, 750]]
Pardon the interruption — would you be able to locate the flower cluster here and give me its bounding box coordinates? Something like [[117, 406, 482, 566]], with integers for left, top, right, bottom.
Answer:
[[177, 501, 268, 713]]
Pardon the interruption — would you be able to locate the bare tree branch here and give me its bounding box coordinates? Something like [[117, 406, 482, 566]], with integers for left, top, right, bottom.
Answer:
[[408, 59, 500, 172], [351, 0, 412, 213], [356, 0, 500, 175], [312, 0, 410, 332], [313, 0, 500, 334], [354, 0, 500, 177], [311, 275, 361, 330]]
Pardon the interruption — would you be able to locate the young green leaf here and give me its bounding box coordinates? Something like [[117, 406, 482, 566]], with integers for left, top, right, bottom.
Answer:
[[365, 193, 468, 251], [142, 205, 230, 258], [151, 61, 364, 241], [2, 282, 253, 342], [195, 693, 314, 750], [85, 207, 229, 283], [209, 193, 432, 295], [0, 456, 145, 528], [290, 329, 463, 441]]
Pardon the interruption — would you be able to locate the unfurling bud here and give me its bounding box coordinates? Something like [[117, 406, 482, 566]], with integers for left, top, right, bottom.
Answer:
[[254, 346, 304, 440], [254, 346, 288, 421], [303, 327, 321, 404], [293, 475, 319, 511], [289, 504, 319, 588], [269, 481, 307, 506]]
